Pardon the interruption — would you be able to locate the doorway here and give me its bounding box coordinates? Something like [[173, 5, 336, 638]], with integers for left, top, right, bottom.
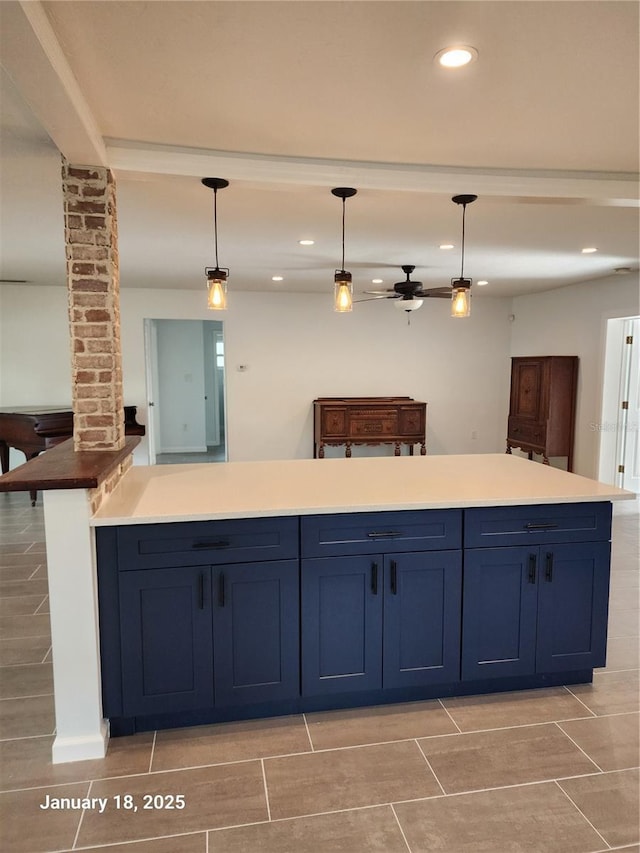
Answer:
[[143, 318, 227, 465]]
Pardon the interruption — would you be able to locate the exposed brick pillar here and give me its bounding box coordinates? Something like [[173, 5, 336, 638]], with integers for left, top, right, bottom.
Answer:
[[62, 157, 124, 451]]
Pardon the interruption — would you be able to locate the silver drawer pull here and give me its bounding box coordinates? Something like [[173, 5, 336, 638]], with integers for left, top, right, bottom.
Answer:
[[524, 523, 559, 532], [367, 531, 403, 539]]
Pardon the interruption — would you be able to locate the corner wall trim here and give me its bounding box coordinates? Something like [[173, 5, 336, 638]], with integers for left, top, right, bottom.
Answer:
[[52, 721, 109, 764]]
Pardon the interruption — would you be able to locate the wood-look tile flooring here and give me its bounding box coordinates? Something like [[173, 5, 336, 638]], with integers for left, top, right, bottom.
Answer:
[[0, 492, 638, 853]]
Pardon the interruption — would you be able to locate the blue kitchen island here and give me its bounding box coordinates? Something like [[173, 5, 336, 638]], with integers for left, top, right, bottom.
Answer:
[[92, 454, 631, 736]]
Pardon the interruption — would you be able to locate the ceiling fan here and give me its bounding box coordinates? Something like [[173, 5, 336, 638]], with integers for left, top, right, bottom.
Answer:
[[356, 265, 451, 312]]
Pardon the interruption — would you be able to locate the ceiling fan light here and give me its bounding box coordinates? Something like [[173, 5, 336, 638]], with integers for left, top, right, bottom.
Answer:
[[394, 298, 423, 312], [206, 268, 228, 310], [451, 278, 471, 318], [334, 271, 353, 313]]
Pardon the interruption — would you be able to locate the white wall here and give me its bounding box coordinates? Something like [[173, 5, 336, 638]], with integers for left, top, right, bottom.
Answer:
[[0, 285, 72, 468], [0, 284, 71, 404], [223, 292, 512, 461], [155, 319, 207, 453], [510, 274, 640, 478], [120, 288, 513, 461], [1, 284, 513, 464]]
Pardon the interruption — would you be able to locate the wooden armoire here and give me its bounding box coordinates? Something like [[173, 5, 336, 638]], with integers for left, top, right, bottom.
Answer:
[[506, 356, 578, 471]]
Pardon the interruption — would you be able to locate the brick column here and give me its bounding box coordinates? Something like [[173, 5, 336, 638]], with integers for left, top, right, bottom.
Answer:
[[61, 158, 124, 451]]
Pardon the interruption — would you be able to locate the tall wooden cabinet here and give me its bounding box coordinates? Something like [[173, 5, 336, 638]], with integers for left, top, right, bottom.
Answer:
[[506, 356, 578, 471]]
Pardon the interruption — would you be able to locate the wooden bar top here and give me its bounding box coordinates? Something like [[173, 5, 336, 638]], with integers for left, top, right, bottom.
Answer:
[[0, 437, 140, 493]]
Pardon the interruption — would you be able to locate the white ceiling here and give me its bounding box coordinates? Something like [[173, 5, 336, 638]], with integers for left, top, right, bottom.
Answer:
[[0, 0, 638, 300]]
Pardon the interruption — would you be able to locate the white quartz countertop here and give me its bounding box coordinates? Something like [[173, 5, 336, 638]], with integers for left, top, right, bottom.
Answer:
[[90, 454, 634, 526]]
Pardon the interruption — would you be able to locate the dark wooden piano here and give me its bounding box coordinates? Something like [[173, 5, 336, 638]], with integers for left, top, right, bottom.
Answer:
[[0, 406, 145, 504]]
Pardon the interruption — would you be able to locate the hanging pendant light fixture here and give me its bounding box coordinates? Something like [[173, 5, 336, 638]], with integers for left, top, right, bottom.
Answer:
[[331, 187, 358, 312], [450, 193, 477, 318], [202, 177, 230, 310]]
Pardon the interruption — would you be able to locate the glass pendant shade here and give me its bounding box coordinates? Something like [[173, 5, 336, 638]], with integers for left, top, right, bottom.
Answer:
[[207, 270, 228, 310], [334, 272, 353, 312], [451, 278, 471, 318]]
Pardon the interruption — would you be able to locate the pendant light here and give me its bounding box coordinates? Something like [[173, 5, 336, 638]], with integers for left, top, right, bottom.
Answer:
[[450, 194, 477, 318], [202, 177, 230, 310], [331, 187, 358, 312]]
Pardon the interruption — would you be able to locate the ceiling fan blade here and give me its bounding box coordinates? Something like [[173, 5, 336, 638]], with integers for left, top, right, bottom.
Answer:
[[354, 295, 399, 303], [414, 288, 452, 297], [347, 261, 403, 270], [363, 289, 397, 295]]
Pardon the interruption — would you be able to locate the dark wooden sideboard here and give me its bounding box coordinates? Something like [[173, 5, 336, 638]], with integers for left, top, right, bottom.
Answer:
[[313, 397, 426, 458]]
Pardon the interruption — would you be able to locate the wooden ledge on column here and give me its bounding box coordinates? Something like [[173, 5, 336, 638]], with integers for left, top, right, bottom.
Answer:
[[0, 436, 140, 494]]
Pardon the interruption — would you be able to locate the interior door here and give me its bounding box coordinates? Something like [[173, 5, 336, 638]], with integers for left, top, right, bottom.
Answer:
[[616, 318, 639, 492], [143, 318, 160, 464]]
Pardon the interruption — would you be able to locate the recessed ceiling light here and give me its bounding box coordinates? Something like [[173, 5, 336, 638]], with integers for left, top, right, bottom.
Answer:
[[581, 247, 598, 253], [440, 244, 454, 250], [271, 276, 284, 281], [477, 280, 489, 286], [435, 46, 478, 68], [372, 278, 383, 284], [298, 239, 315, 246]]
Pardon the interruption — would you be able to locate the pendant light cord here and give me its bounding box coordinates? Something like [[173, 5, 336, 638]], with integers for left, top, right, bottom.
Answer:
[[341, 197, 346, 271], [460, 202, 467, 280], [213, 188, 220, 269]]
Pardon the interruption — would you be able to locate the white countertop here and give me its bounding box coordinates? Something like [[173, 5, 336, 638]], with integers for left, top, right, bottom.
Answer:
[[90, 454, 634, 526]]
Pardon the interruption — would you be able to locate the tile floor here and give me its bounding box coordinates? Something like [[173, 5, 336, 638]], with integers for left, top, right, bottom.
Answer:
[[0, 491, 638, 853], [155, 446, 226, 465]]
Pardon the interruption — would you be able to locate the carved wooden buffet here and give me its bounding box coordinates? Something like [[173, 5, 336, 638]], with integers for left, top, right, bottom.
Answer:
[[506, 356, 578, 471], [313, 396, 426, 458]]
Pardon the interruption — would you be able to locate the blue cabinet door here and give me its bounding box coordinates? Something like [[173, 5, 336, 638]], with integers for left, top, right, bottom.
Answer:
[[119, 566, 214, 716], [536, 541, 611, 672], [301, 555, 383, 696], [383, 551, 462, 689], [212, 560, 300, 706], [462, 547, 539, 680]]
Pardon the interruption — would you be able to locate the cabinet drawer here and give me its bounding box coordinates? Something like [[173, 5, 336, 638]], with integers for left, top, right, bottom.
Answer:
[[508, 417, 546, 446], [301, 510, 462, 557], [350, 411, 397, 437], [116, 516, 299, 570], [464, 502, 611, 548]]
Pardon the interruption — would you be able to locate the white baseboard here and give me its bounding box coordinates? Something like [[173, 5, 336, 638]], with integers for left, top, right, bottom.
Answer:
[[52, 720, 109, 764], [157, 445, 208, 454]]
